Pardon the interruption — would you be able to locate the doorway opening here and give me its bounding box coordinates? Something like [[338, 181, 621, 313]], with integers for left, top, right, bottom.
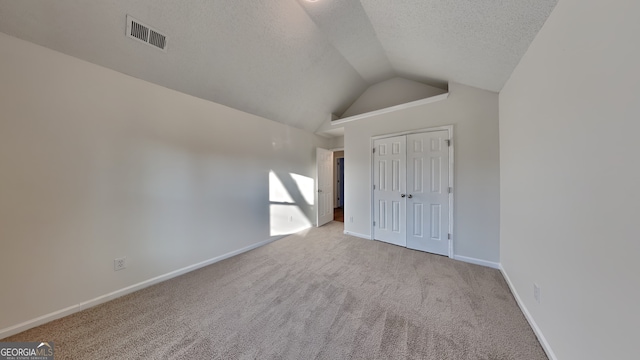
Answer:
[[334, 150, 344, 222]]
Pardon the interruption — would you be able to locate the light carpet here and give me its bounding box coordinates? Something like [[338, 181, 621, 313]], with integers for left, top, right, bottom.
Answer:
[[3, 222, 547, 359]]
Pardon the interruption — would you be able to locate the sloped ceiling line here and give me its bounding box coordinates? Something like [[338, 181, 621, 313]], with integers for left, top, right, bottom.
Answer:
[[296, 0, 395, 85], [0, 0, 558, 135]]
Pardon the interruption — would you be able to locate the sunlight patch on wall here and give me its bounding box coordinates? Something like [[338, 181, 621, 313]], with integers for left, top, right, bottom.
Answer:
[[269, 204, 311, 236], [290, 173, 314, 205], [269, 171, 312, 236], [269, 171, 294, 203]]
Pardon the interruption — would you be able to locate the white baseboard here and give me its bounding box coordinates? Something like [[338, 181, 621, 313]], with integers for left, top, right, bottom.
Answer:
[[500, 265, 557, 360], [452, 255, 500, 269], [343, 230, 372, 240], [0, 235, 286, 340]]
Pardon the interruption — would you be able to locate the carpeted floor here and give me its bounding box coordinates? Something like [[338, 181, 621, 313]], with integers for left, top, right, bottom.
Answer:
[[3, 222, 547, 359]]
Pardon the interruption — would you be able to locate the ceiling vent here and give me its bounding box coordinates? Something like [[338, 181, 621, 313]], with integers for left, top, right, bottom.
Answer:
[[126, 15, 167, 52]]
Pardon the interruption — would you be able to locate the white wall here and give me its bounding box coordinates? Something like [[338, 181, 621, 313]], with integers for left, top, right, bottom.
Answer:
[[499, 0, 640, 359], [344, 83, 500, 263], [332, 136, 344, 149], [0, 33, 330, 334], [341, 77, 446, 118]]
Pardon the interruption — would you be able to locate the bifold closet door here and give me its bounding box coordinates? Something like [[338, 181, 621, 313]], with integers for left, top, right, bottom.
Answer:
[[373, 130, 450, 256], [406, 131, 449, 256], [373, 135, 406, 247]]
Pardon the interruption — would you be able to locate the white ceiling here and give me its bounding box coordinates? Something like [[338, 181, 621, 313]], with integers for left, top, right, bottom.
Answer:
[[0, 0, 557, 133]]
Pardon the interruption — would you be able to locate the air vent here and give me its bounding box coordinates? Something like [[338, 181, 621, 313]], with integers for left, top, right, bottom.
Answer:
[[149, 30, 166, 50], [126, 15, 167, 52]]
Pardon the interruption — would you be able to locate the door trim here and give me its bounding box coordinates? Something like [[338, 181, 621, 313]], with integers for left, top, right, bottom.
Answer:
[[370, 125, 454, 258]]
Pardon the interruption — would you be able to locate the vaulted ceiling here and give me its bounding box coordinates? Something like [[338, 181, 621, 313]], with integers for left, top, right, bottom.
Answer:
[[0, 0, 557, 133]]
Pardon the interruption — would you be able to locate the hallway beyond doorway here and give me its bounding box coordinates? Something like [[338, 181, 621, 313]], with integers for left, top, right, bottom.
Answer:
[[333, 207, 343, 222]]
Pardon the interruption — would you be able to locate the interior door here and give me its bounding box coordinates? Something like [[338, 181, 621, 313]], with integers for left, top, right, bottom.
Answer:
[[373, 136, 406, 247], [406, 131, 450, 255], [316, 148, 334, 227]]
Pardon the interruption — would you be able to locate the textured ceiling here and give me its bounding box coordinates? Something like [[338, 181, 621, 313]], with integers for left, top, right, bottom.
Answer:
[[0, 0, 557, 133]]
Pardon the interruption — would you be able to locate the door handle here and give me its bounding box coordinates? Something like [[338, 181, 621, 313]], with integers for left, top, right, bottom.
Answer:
[[400, 194, 406, 198], [407, 194, 413, 199], [318, 189, 323, 193]]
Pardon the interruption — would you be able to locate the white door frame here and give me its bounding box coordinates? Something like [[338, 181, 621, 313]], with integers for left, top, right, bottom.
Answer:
[[370, 125, 454, 258]]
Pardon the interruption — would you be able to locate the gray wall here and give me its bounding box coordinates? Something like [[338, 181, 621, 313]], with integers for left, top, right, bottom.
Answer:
[[0, 33, 330, 334], [499, 0, 640, 358], [341, 77, 446, 118], [344, 83, 500, 263]]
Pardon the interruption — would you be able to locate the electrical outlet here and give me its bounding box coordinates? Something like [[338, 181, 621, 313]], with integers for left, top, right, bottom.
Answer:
[[533, 283, 540, 303], [349, 216, 354, 223], [289, 216, 293, 222], [114, 257, 127, 271]]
